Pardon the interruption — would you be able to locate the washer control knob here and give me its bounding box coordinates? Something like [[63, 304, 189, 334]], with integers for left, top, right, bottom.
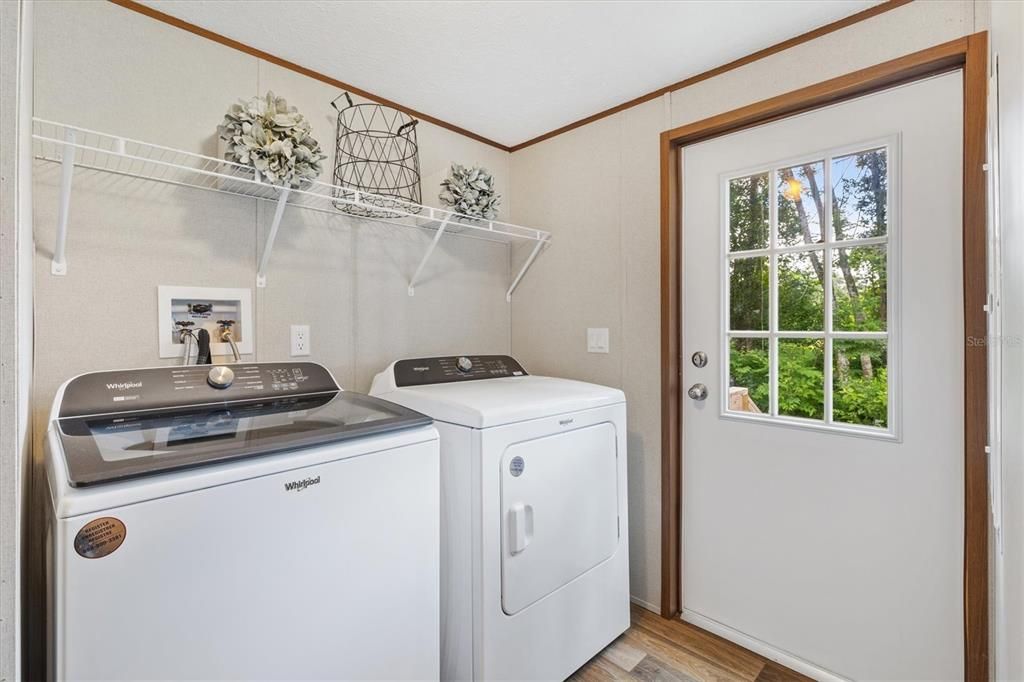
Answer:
[[456, 356, 473, 373], [207, 366, 235, 389]]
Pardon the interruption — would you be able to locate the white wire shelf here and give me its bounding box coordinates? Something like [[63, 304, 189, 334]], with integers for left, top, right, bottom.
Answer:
[[32, 118, 551, 299]]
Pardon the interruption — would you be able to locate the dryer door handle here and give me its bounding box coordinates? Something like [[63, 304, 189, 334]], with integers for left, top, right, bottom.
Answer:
[[509, 502, 533, 555]]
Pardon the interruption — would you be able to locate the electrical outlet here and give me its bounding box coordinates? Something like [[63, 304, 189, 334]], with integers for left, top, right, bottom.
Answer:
[[587, 327, 609, 354], [290, 325, 311, 356]]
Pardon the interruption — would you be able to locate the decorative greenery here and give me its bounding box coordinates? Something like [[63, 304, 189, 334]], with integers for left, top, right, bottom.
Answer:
[[439, 163, 501, 220], [218, 91, 326, 188]]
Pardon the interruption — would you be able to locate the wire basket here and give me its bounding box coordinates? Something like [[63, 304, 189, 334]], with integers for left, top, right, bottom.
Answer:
[[331, 93, 422, 218]]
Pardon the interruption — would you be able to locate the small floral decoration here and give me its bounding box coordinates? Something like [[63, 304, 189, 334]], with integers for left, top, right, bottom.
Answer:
[[218, 91, 326, 188], [439, 163, 501, 220]]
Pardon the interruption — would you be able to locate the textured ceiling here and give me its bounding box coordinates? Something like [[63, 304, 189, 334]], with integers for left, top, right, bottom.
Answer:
[[139, 0, 882, 147]]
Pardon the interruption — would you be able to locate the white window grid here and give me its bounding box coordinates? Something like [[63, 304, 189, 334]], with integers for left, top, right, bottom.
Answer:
[[720, 135, 901, 440]]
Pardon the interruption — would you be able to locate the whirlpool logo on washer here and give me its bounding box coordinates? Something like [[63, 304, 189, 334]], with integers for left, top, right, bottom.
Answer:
[[284, 475, 321, 492], [106, 381, 142, 391]]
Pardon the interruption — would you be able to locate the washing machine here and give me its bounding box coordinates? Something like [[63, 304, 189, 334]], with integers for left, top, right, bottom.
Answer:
[[370, 355, 629, 681], [45, 362, 440, 681]]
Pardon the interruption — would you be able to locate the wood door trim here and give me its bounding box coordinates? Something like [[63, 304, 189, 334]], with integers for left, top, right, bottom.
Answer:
[[660, 131, 682, 619], [660, 33, 989, 681], [962, 31, 989, 682], [107, 0, 510, 151]]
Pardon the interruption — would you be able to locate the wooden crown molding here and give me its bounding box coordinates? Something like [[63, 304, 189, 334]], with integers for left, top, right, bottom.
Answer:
[[510, 0, 914, 152], [107, 0, 511, 151], [110, 0, 912, 154]]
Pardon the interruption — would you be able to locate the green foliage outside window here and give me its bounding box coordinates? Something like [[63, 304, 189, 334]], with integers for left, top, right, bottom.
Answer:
[[728, 150, 889, 428]]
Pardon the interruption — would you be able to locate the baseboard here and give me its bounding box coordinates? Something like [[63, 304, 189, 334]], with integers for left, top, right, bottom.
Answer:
[[680, 609, 849, 682], [629, 595, 660, 614]]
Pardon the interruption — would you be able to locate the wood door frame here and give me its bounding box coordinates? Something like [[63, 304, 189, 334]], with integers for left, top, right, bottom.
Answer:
[[660, 33, 989, 681]]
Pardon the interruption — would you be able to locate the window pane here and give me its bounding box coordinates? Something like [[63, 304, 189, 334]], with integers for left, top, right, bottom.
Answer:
[[777, 161, 825, 247], [832, 148, 887, 240], [729, 173, 770, 252], [778, 251, 824, 331], [832, 245, 887, 331], [778, 339, 824, 420], [729, 256, 769, 331], [833, 339, 888, 428], [728, 338, 769, 414]]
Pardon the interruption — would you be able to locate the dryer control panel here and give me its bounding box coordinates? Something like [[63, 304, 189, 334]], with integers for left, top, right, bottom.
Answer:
[[394, 355, 528, 387]]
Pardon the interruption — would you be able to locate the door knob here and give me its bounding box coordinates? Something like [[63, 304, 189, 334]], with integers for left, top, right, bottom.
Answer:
[[688, 383, 708, 401]]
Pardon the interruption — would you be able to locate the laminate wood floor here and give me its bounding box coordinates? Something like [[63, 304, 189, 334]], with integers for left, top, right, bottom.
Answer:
[[570, 605, 813, 682]]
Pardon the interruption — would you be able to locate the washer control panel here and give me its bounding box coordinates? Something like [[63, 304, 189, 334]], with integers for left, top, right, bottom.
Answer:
[[59, 362, 339, 418], [394, 355, 528, 387]]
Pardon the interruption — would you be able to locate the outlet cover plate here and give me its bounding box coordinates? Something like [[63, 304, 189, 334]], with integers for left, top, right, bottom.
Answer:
[[290, 324, 311, 357]]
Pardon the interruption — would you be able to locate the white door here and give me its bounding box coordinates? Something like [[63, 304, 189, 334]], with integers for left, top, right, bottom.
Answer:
[[681, 73, 963, 680]]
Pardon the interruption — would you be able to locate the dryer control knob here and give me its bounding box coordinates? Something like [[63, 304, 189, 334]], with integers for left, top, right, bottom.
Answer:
[[456, 356, 473, 373], [207, 366, 235, 389]]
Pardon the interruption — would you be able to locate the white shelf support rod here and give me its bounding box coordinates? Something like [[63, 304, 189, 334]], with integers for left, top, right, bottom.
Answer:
[[52, 128, 76, 275], [506, 239, 546, 303], [255, 188, 291, 288], [408, 216, 451, 296]]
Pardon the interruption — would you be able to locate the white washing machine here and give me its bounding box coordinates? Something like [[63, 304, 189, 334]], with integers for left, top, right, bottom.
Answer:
[[370, 355, 629, 681], [45, 362, 440, 681]]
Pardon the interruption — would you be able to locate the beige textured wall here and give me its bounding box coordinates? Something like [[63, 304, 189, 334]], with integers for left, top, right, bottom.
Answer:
[[1, 1, 31, 677], [27, 0, 995, 636], [989, 2, 1024, 679], [31, 0, 512, 419], [509, 0, 981, 610], [26, 5, 512, 666]]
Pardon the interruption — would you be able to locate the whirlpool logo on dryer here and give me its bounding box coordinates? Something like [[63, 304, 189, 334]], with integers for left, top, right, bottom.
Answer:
[[284, 475, 321, 492]]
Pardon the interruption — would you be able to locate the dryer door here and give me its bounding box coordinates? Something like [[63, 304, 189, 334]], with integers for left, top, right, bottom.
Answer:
[[500, 422, 619, 614]]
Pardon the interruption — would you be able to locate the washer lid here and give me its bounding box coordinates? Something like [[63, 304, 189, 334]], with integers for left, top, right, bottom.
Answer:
[[55, 390, 431, 487], [52, 362, 433, 487], [378, 375, 625, 428]]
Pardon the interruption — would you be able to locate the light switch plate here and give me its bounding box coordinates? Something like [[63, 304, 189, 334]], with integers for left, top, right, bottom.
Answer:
[[587, 327, 610, 354]]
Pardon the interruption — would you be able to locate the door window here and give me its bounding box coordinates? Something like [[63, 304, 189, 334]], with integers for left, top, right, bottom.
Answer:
[[724, 141, 896, 436]]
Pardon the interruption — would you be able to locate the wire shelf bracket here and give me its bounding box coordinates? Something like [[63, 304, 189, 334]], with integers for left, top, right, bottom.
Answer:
[[506, 238, 546, 302], [255, 189, 292, 288], [51, 128, 77, 275], [407, 216, 450, 296], [32, 118, 551, 299]]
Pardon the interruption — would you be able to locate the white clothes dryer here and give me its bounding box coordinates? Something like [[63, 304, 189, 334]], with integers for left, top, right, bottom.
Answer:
[[371, 355, 629, 681]]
